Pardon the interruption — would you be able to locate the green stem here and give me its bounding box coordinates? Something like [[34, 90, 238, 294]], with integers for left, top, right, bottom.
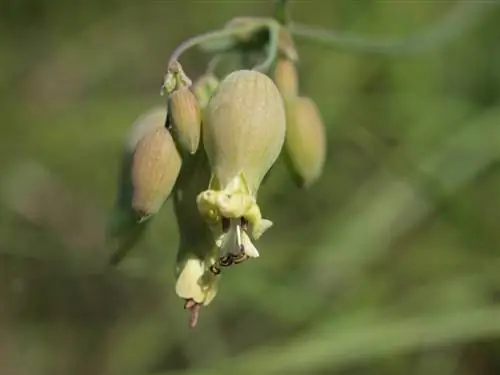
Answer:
[[252, 21, 280, 72], [274, 0, 291, 26], [168, 20, 277, 67], [291, 1, 496, 55]]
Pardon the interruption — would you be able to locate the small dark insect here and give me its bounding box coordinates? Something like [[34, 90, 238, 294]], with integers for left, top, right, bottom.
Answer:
[[209, 217, 251, 275]]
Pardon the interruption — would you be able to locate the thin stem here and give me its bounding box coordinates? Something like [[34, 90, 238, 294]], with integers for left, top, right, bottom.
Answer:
[[168, 19, 276, 67], [252, 21, 280, 72], [274, 0, 291, 26], [206, 55, 223, 75], [291, 0, 497, 55]]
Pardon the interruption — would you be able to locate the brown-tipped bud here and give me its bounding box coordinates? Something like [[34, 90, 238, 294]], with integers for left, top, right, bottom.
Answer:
[[131, 127, 182, 217], [285, 96, 326, 188], [169, 87, 201, 154], [203, 70, 286, 194], [273, 58, 299, 101]]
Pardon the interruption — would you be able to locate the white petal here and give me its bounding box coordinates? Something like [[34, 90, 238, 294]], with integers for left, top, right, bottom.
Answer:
[[241, 231, 260, 258]]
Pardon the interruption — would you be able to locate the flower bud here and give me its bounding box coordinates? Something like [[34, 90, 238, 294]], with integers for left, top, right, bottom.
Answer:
[[273, 58, 299, 101], [203, 70, 286, 194], [131, 126, 182, 217], [169, 87, 201, 154], [285, 96, 327, 188], [108, 107, 179, 265], [193, 74, 219, 109]]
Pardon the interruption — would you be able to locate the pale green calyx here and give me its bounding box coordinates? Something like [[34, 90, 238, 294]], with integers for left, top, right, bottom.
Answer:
[[193, 70, 285, 271], [202, 69, 286, 194]]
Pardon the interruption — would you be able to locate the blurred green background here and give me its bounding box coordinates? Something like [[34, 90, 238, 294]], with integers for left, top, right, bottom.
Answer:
[[1, 1, 500, 374]]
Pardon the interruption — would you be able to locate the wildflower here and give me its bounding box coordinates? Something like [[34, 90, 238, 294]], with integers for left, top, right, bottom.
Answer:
[[197, 69, 286, 266]]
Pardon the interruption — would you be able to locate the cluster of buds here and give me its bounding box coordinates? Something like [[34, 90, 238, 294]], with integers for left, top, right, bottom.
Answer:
[[108, 5, 327, 327]]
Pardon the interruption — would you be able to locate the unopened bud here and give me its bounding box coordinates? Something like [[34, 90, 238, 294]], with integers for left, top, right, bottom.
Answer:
[[285, 96, 326, 188], [273, 58, 299, 101], [108, 107, 178, 265], [203, 70, 286, 194], [131, 127, 182, 218], [169, 87, 201, 154]]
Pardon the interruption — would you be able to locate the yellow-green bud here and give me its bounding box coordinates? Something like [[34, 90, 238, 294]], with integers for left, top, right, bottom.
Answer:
[[273, 58, 299, 101], [285, 96, 326, 188], [131, 127, 182, 217], [169, 87, 201, 154], [203, 70, 286, 194]]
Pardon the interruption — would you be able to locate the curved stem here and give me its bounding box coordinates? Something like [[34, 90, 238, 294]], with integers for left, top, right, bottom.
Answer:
[[168, 19, 276, 67], [252, 21, 280, 72], [291, 1, 496, 55]]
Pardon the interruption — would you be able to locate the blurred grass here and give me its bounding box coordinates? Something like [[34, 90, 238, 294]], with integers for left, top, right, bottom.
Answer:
[[1, 1, 500, 375]]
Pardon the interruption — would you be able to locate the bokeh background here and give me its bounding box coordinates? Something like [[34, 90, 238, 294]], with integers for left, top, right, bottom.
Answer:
[[1, 1, 500, 374]]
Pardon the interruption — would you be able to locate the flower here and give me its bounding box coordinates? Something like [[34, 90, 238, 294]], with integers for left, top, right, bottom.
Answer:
[[197, 69, 286, 265]]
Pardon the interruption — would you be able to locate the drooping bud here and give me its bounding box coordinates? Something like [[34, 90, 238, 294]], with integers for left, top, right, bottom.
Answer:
[[284, 96, 327, 188], [273, 58, 299, 101], [131, 127, 182, 217], [162, 60, 201, 155], [108, 107, 181, 265], [169, 87, 201, 154], [202, 69, 286, 194]]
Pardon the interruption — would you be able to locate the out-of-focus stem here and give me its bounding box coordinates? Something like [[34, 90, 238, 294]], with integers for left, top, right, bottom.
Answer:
[[172, 147, 216, 266], [291, 1, 497, 55]]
